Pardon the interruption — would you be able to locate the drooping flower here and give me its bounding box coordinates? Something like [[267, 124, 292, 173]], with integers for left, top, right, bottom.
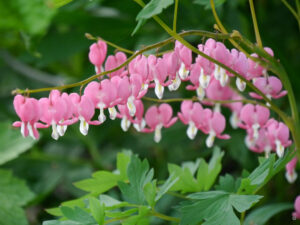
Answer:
[[143, 104, 177, 143], [39, 90, 68, 140], [104, 52, 128, 78], [175, 40, 192, 80], [266, 119, 292, 157], [200, 109, 230, 148], [70, 93, 100, 135], [239, 104, 270, 140], [88, 40, 107, 74], [285, 157, 298, 183], [13, 95, 46, 140], [148, 55, 169, 99], [178, 101, 203, 140], [230, 49, 249, 91], [292, 196, 300, 220], [250, 76, 287, 100]]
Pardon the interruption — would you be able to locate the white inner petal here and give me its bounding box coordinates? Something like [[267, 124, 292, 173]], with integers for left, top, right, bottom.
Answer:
[[252, 123, 260, 140], [51, 122, 59, 140], [230, 112, 239, 129], [108, 106, 117, 120], [206, 130, 216, 148], [187, 121, 198, 140], [98, 105, 107, 123], [178, 62, 189, 80], [127, 96, 136, 117], [28, 123, 36, 140], [285, 170, 297, 184], [275, 139, 285, 158], [121, 117, 131, 132], [219, 73, 228, 87], [154, 124, 163, 143], [79, 117, 89, 136], [168, 73, 181, 91], [154, 79, 164, 99], [199, 69, 211, 89], [196, 86, 205, 100], [21, 122, 26, 137], [236, 78, 246, 92]]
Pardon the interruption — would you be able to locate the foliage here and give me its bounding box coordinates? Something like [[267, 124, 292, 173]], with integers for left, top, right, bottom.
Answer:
[[41, 150, 292, 225], [0, 169, 35, 225]]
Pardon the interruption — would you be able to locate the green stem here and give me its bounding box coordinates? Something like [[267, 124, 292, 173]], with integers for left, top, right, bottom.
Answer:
[[281, 0, 299, 21], [249, 0, 263, 47], [152, 210, 180, 222], [240, 211, 246, 225], [85, 33, 135, 55], [173, 0, 179, 32], [143, 96, 264, 106]]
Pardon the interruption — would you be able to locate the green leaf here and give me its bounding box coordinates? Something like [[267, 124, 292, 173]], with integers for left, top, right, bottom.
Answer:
[[244, 203, 293, 225], [205, 146, 224, 190], [193, 0, 226, 9], [89, 197, 105, 225], [155, 173, 179, 201], [43, 220, 79, 225], [118, 155, 154, 205], [0, 169, 35, 225], [122, 206, 150, 225], [180, 191, 262, 225], [117, 150, 132, 180], [74, 171, 122, 194], [144, 181, 157, 207], [50, 0, 74, 8], [0, 122, 36, 165], [131, 19, 146, 36], [168, 163, 199, 193], [169, 147, 224, 193], [215, 174, 241, 193], [106, 208, 138, 219], [136, 0, 174, 20], [60, 206, 96, 224]]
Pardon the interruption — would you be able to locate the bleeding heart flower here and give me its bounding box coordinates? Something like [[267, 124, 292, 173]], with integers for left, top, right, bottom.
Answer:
[[105, 52, 128, 78], [89, 40, 107, 74], [143, 104, 177, 143], [292, 195, 300, 220], [286, 157, 298, 183]]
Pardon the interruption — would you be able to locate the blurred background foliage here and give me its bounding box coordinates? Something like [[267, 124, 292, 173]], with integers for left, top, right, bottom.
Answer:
[[0, 0, 299, 224]]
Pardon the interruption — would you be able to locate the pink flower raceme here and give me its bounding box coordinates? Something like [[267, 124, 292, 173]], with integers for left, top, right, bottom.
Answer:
[[104, 52, 128, 78], [13, 95, 46, 140], [89, 40, 107, 74], [178, 101, 203, 140], [143, 104, 177, 143], [293, 196, 300, 220], [239, 104, 270, 140], [266, 119, 292, 157], [250, 76, 287, 101], [286, 157, 298, 183]]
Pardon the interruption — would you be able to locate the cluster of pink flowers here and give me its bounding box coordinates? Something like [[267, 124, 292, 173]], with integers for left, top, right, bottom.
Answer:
[[13, 38, 297, 183]]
